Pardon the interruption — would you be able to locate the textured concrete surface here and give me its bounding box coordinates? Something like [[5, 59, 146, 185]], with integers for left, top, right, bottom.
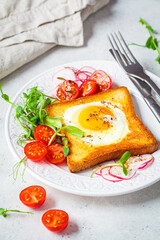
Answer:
[[1, 0, 160, 239]]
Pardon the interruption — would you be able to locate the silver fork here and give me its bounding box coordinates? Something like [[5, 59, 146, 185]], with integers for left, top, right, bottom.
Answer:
[[108, 32, 160, 123], [108, 32, 160, 96]]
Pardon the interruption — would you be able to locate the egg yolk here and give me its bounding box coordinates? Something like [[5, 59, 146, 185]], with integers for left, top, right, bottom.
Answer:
[[78, 106, 115, 131]]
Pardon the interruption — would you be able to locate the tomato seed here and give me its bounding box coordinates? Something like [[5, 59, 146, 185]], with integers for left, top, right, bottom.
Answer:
[[46, 218, 51, 223]]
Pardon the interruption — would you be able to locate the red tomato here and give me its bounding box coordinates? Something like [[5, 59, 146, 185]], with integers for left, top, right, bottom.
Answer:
[[46, 144, 66, 164], [80, 80, 97, 97], [90, 70, 112, 91], [19, 185, 46, 208], [56, 80, 79, 101], [42, 209, 69, 232], [34, 125, 55, 145], [24, 141, 47, 162]]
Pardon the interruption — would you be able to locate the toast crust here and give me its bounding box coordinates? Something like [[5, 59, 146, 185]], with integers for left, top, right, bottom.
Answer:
[[46, 87, 158, 172]]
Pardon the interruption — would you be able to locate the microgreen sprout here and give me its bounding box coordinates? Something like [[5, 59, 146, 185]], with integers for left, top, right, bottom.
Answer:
[[129, 18, 160, 64], [1, 84, 84, 182], [10, 156, 27, 182], [90, 151, 131, 178], [0, 208, 33, 218]]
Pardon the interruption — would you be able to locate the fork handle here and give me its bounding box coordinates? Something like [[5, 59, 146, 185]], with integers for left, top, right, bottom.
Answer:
[[144, 96, 160, 123]]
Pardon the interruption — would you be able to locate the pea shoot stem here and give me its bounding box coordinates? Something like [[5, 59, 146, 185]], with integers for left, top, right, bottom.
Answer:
[[48, 127, 65, 146], [0, 208, 33, 218]]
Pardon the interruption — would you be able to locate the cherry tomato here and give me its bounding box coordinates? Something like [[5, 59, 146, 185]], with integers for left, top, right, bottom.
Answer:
[[80, 80, 97, 97], [90, 70, 112, 91], [34, 125, 55, 145], [24, 141, 47, 162], [42, 209, 69, 232], [19, 185, 46, 208], [46, 144, 66, 164], [56, 80, 79, 101]]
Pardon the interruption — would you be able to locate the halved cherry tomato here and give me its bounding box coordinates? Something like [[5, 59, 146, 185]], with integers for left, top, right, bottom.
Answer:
[[24, 141, 47, 162], [56, 80, 79, 101], [34, 125, 55, 145], [46, 144, 66, 164], [80, 80, 97, 97], [42, 209, 69, 232], [19, 185, 46, 208], [90, 70, 112, 91]]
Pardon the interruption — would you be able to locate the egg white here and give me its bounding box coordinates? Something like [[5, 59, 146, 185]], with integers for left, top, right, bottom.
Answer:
[[63, 101, 130, 145]]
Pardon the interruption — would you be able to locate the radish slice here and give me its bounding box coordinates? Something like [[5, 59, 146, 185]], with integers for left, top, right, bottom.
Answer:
[[125, 154, 154, 170], [80, 66, 96, 74], [109, 166, 137, 180], [100, 167, 122, 182], [94, 160, 116, 178], [95, 169, 101, 176], [76, 72, 89, 82], [52, 68, 76, 96]]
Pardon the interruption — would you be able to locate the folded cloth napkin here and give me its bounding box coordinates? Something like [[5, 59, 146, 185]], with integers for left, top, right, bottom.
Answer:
[[0, 0, 110, 79]]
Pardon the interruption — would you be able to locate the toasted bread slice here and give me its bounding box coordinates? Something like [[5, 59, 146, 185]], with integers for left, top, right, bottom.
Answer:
[[46, 87, 158, 172]]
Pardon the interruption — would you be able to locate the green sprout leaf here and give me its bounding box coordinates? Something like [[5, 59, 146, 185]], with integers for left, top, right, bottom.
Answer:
[[90, 151, 131, 178], [16, 106, 24, 118], [156, 54, 160, 63], [145, 36, 153, 48], [63, 146, 69, 157], [43, 98, 51, 108], [139, 18, 146, 25], [63, 125, 83, 138], [0, 208, 7, 217], [118, 151, 131, 165], [44, 116, 62, 129], [62, 138, 69, 157], [1, 93, 9, 102]]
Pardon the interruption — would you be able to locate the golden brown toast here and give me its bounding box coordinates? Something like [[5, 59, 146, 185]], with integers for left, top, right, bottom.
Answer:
[[46, 87, 158, 172]]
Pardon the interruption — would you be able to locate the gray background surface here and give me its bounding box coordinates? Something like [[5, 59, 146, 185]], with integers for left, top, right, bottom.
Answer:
[[1, 0, 160, 239]]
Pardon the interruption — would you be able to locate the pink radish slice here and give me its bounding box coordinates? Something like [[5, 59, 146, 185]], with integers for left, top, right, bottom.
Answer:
[[93, 160, 115, 177], [75, 72, 89, 82], [125, 154, 153, 170], [80, 66, 96, 74], [137, 162, 148, 170], [137, 158, 154, 170], [109, 166, 137, 180], [94, 160, 117, 180], [52, 68, 76, 82], [100, 167, 122, 182], [95, 170, 101, 176]]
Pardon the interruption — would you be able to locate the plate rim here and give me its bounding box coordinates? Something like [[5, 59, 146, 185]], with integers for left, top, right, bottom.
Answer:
[[5, 60, 160, 197]]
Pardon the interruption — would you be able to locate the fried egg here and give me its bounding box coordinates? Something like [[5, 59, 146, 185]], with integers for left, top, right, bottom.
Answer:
[[63, 101, 130, 145]]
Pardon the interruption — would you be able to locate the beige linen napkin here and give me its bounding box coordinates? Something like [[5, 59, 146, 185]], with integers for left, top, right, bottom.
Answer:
[[0, 0, 110, 79]]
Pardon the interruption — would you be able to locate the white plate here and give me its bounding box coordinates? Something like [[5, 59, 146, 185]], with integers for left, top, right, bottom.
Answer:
[[5, 60, 160, 196]]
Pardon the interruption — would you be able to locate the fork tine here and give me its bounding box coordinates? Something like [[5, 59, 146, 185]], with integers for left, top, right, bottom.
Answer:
[[108, 35, 126, 67], [118, 31, 138, 63], [114, 33, 132, 64], [110, 33, 128, 66]]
